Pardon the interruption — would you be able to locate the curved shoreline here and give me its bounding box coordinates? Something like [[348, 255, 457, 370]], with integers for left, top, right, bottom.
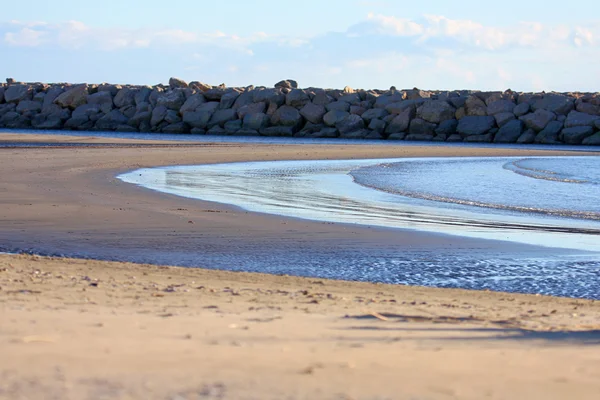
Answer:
[[2, 132, 600, 399]]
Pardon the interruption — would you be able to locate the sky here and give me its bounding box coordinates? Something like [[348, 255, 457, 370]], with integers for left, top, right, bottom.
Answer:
[[1, 0, 600, 92]]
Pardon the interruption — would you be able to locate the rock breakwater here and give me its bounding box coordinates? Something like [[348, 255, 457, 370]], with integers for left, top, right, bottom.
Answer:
[[1, 77, 599, 145]]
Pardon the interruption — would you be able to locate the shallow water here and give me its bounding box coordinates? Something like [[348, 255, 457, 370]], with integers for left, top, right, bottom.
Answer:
[[118, 156, 600, 299]]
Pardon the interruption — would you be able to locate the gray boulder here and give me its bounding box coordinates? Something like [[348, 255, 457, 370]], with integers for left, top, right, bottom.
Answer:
[[465, 95, 487, 116], [180, 93, 207, 114], [72, 104, 101, 120], [374, 93, 406, 109], [164, 109, 181, 124], [405, 133, 435, 141], [387, 132, 407, 141], [326, 101, 351, 112], [513, 102, 530, 117], [113, 88, 136, 108], [134, 87, 152, 105], [156, 89, 186, 110], [232, 92, 254, 109], [4, 84, 33, 103], [237, 102, 266, 119], [336, 114, 365, 134], [582, 132, 600, 145], [534, 121, 563, 144], [564, 111, 600, 128], [0, 86, 5, 103], [561, 126, 595, 144], [435, 119, 458, 135], [520, 109, 556, 132], [87, 91, 114, 114], [169, 77, 188, 89], [368, 118, 387, 134], [408, 118, 436, 136], [54, 84, 88, 109], [312, 91, 333, 106], [417, 100, 455, 124], [95, 110, 128, 131], [208, 108, 238, 128], [253, 88, 285, 106], [385, 108, 414, 134], [309, 128, 338, 138], [271, 105, 302, 129], [486, 100, 515, 115], [494, 112, 516, 128], [224, 120, 243, 132], [243, 113, 270, 130], [323, 110, 349, 127], [575, 102, 600, 116], [361, 108, 389, 124], [219, 90, 240, 109], [42, 87, 65, 112], [182, 110, 213, 129], [516, 129, 537, 144], [532, 94, 574, 115], [299, 103, 326, 124], [16, 100, 41, 114], [286, 89, 311, 109], [457, 116, 496, 136], [463, 132, 494, 143], [274, 79, 298, 90], [151, 105, 168, 127], [494, 120, 524, 143]]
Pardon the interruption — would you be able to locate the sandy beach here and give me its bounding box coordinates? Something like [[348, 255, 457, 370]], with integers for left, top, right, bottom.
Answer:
[[1, 132, 600, 399]]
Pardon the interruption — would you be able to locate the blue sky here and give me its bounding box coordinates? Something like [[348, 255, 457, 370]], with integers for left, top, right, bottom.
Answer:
[[2, 0, 599, 91]]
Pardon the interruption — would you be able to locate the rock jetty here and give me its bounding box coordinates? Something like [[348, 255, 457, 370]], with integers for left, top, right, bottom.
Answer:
[[1, 77, 599, 145]]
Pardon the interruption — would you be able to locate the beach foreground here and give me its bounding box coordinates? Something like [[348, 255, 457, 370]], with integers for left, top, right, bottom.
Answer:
[[1, 133, 600, 399]]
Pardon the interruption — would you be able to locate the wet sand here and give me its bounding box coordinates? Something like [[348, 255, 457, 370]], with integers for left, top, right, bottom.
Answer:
[[1, 132, 600, 399]]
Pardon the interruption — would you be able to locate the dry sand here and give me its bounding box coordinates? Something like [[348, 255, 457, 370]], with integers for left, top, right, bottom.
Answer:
[[1, 132, 599, 399]]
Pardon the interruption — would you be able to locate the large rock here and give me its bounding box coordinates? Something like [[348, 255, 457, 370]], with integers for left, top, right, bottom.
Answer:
[[42, 87, 65, 112], [182, 110, 214, 129], [456, 116, 496, 137], [189, 81, 212, 92], [494, 120, 524, 143], [156, 89, 186, 110], [299, 103, 326, 124], [534, 121, 563, 144], [564, 111, 600, 128], [361, 108, 389, 124], [494, 111, 516, 128], [260, 126, 294, 137], [219, 90, 241, 109], [169, 77, 188, 89], [162, 122, 189, 133], [208, 108, 238, 128], [286, 89, 311, 109], [385, 108, 414, 134], [374, 93, 406, 109], [417, 100, 455, 124], [532, 94, 574, 115], [54, 84, 88, 109], [15, 100, 41, 114], [408, 118, 436, 136], [435, 119, 458, 135], [180, 93, 207, 114], [95, 110, 128, 131], [368, 118, 386, 134], [5, 84, 33, 103], [232, 92, 254, 110], [486, 100, 515, 115], [513, 102, 530, 117], [520, 109, 556, 132], [326, 101, 351, 112], [312, 91, 333, 106], [575, 101, 600, 116], [561, 126, 595, 144], [0, 86, 5, 103], [271, 105, 302, 129], [323, 110, 349, 127], [72, 104, 101, 120], [243, 113, 270, 130], [237, 102, 266, 119], [151, 105, 168, 127], [87, 91, 114, 114], [253, 88, 285, 106], [113, 88, 136, 108], [582, 132, 600, 145], [336, 114, 365, 134], [465, 95, 487, 116], [274, 79, 298, 90], [517, 129, 537, 144]]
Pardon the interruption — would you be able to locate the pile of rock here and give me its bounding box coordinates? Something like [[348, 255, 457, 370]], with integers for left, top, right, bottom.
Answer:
[[1, 77, 599, 145]]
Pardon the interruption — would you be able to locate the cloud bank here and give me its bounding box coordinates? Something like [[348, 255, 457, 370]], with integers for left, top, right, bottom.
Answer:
[[1, 15, 599, 91]]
